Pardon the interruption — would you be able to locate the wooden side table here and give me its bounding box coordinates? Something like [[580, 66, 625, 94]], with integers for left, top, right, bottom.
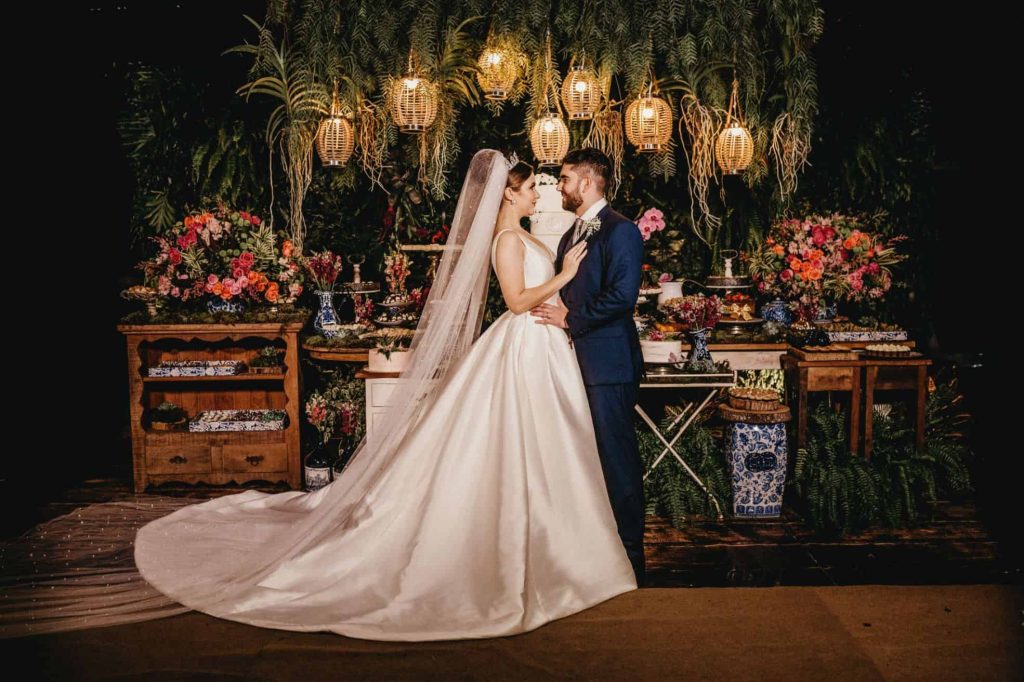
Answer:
[[862, 356, 932, 459], [780, 355, 862, 455], [118, 322, 305, 492]]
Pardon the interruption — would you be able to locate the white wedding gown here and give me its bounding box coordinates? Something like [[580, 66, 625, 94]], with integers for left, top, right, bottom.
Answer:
[[134, 228, 637, 641]]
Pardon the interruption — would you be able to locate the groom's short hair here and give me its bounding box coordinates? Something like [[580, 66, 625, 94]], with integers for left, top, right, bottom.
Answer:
[[563, 148, 612, 195]]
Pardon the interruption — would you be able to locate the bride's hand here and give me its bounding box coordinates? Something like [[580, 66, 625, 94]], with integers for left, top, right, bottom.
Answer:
[[560, 242, 588, 279]]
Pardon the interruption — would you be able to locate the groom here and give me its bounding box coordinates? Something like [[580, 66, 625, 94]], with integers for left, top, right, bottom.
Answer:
[[532, 148, 646, 586]]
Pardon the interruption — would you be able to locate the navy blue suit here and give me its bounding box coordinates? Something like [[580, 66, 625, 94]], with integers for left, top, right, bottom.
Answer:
[[555, 203, 645, 584]]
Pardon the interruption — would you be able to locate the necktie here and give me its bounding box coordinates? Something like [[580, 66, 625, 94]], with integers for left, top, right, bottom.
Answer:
[[571, 217, 584, 244]]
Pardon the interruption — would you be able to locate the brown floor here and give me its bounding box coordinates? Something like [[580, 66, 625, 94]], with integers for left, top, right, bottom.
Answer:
[[11, 585, 1022, 681]]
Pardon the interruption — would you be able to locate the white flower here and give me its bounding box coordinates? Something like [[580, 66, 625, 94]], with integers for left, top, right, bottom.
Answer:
[[581, 217, 602, 239]]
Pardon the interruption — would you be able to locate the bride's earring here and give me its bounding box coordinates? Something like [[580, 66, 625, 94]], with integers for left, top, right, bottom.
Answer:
[[511, 198, 517, 205]]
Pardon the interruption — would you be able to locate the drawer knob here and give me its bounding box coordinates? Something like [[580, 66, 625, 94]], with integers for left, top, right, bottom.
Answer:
[[245, 455, 265, 466], [168, 455, 188, 465]]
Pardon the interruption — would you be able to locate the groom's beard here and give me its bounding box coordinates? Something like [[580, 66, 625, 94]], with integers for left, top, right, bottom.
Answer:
[[561, 189, 583, 213]]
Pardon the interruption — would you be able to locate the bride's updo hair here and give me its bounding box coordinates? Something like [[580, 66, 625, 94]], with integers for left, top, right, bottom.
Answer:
[[506, 160, 534, 190]]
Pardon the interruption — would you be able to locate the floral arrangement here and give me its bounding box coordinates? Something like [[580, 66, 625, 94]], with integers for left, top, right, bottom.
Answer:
[[136, 205, 303, 307], [303, 250, 344, 292], [413, 220, 451, 244], [304, 378, 366, 446], [383, 250, 412, 295], [637, 208, 666, 241], [660, 294, 722, 331], [747, 213, 905, 316]]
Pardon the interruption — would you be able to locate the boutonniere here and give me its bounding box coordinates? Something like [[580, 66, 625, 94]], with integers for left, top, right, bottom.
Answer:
[[581, 217, 602, 239]]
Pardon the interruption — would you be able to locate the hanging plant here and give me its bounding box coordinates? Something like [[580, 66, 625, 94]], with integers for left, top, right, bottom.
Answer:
[[228, 15, 328, 255]]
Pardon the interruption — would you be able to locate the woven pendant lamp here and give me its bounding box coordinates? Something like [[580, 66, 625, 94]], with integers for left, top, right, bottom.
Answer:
[[715, 78, 754, 174], [625, 83, 673, 153], [390, 52, 438, 133], [315, 81, 355, 167]]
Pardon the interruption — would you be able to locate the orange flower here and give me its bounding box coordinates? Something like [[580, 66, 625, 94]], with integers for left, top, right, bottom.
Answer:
[[806, 268, 822, 281], [281, 240, 294, 259], [766, 237, 775, 245], [843, 238, 856, 249], [213, 283, 224, 296], [772, 244, 785, 256], [266, 283, 280, 303], [790, 259, 804, 272], [184, 216, 195, 229]]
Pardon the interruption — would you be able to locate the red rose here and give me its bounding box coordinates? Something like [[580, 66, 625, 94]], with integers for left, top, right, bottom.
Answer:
[[812, 226, 826, 246], [240, 251, 254, 266], [169, 248, 182, 265], [250, 215, 262, 225], [231, 258, 241, 270], [780, 269, 794, 282]]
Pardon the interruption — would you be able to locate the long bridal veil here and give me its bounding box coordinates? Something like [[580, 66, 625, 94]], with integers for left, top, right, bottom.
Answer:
[[0, 150, 510, 638]]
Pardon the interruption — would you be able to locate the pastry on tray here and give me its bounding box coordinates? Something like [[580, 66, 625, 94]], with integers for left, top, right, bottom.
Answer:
[[863, 343, 912, 358], [727, 387, 781, 412]]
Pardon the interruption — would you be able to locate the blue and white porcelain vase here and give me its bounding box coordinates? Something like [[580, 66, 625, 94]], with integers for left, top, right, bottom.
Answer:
[[683, 328, 715, 373], [206, 297, 246, 315], [313, 290, 341, 338], [727, 421, 789, 517], [761, 299, 794, 326]]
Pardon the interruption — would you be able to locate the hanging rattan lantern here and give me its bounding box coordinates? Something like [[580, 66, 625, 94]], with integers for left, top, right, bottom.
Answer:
[[625, 87, 673, 153], [561, 59, 602, 120], [715, 78, 754, 174], [390, 54, 438, 133], [315, 82, 355, 167], [530, 113, 570, 166], [477, 44, 519, 101]]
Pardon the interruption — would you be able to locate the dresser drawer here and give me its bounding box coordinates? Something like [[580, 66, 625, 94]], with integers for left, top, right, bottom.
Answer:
[[145, 445, 213, 474], [222, 443, 289, 472]]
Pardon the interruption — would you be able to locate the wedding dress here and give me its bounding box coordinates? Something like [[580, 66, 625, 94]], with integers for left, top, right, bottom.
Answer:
[[129, 154, 637, 641]]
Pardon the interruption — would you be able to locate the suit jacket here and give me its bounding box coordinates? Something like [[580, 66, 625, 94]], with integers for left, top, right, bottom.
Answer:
[[555, 203, 644, 386]]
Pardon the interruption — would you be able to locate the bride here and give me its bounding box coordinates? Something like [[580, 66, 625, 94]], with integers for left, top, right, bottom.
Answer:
[[132, 149, 638, 641]]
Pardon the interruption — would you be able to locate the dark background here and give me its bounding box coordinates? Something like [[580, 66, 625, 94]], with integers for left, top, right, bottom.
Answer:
[[12, 2, 1000, 547]]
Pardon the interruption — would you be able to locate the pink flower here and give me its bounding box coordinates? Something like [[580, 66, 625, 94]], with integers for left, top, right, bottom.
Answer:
[[157, 276, 171, 295], [170, 287, 180, 297], [812, 226, 826, 246], [289, 282, 303, 298], [250, 215, 262, 225], [231, 258, 241, 271], [658, 272, 673, 284], [233, 267, 245, 280], [240, 252, 254, 266], [207, 274, 219, 284], [229, 281, 243, 296]]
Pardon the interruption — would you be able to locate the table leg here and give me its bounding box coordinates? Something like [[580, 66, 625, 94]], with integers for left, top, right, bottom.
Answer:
[[915, 365, 928, 452], [635, 391, 724, 520], [864, 366, 877, 460], [797, 367, 809, 449], [849, 366, 861, 456]]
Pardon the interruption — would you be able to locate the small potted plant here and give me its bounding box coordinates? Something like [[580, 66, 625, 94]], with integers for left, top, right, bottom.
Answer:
[[249, 347, 285, 374], [639, 326, 682, 365], [150, 401, 187, 431], [367, 329, 414, 372]]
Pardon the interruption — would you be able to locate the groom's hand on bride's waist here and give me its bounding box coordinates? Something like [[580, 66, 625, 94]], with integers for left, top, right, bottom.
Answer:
[[530, 302, 569, 330]]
